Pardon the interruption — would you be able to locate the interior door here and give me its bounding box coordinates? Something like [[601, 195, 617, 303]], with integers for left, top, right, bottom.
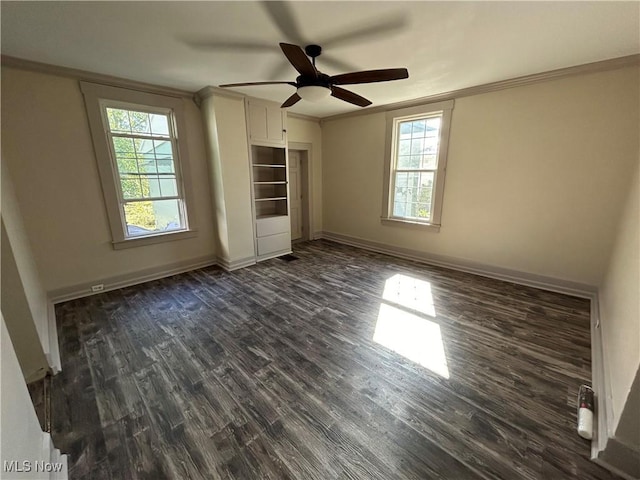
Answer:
[[288, 150, 302, 240]]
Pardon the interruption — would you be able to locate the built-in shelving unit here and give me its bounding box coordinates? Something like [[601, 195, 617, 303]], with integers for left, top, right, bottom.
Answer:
[[252, 145, 289, 220], [246, 98, 291, 261]]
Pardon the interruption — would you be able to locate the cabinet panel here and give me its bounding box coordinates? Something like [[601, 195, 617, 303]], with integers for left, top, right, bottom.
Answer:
[[248, 102, 268, 141], [246, 99, 286, 146], [257, 233, 290, 256], [266, 106, 285, 143], [256, 216, 290, 237]]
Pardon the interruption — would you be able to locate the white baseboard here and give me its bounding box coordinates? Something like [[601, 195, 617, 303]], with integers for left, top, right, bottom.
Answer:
[[46, 302, 61, 375], [43, 432, 68, 480], [590, 294, 612, 461], [319, 231, 597, 298], [256, 249, 292, 263], [24, 367, 49, 384], [216, 255, 257, 271], [48, 255, 218, 304]]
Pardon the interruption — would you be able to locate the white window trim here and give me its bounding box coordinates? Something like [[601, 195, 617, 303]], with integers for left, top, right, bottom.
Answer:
[[381, 99, 454, 231], [81, 82, 197, 249]]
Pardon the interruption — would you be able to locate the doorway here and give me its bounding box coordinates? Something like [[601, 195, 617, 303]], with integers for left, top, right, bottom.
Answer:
[[288, 144, 312, 242]]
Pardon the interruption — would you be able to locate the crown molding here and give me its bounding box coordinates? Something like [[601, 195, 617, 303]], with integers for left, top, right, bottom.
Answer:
[[287, 112, 321, 123], [321, 54, 640, 124], [195, 85, 246, 105], [4, 53, 637, 121], [1, 55, 194, 98]]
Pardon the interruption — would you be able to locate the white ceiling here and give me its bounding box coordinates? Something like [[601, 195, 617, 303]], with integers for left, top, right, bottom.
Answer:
[[2, 1, 639, 118]]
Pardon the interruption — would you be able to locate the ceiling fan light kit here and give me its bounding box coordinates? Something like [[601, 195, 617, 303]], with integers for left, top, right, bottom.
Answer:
[[219, 43, 409, 109], [296, 85, 331, 102]]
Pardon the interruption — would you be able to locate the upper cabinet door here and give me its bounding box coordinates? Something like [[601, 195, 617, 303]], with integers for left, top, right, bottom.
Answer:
[[246, 98, 287, 146]]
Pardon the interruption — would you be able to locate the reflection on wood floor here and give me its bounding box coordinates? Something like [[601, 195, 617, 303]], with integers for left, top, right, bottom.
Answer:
[[51, 240, 619, 479]]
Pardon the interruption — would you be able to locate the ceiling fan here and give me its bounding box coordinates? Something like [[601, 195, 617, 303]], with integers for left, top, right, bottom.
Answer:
[[219, 43, 409, 108]]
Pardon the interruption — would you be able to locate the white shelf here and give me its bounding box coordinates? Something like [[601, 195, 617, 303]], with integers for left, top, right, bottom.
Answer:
[[253, 163, 286, 168], [255, 196, 287, 202], [256, 213, 288, 220], [254, 181, 286, 185]]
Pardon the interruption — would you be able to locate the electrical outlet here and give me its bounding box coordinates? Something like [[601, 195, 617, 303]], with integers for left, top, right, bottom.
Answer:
[[91, 284, 104, 292]]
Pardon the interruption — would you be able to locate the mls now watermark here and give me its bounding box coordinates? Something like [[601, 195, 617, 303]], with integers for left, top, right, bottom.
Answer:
[[4, 460, 64, 473]]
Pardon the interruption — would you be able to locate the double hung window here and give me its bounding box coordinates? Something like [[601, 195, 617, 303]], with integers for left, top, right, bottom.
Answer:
[[81, 82, 195, 248], [103, 104, 185, 237], [382, 100, 454, 229]]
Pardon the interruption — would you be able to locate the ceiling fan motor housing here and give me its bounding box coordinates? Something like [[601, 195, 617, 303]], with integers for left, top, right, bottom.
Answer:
[[304, 44, 322, 59], [296, 73, 331, 88]]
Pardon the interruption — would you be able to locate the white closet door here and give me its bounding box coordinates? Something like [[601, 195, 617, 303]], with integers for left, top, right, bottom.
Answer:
[[288, 151, 302, 240]]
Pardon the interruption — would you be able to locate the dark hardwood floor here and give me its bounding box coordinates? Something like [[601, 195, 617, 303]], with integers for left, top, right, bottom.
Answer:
[[50, 240, 618, 479]]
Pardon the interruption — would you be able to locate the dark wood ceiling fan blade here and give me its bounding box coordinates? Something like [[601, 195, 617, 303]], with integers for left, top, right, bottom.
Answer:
[[280, 43, 317, 78], [322, 15, 407, 48], [182, 37, 278, 52], [219, 81, 296, 88], [320, 55, 359, 75], [331, 86, 372, 107], [330, 68, 409, 85], [281, 93, 301, 108], [262, 1, 305, 44]]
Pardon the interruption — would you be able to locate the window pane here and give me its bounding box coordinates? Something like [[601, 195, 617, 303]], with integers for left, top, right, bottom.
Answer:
[[138, 175, 160, 198], [426, 117, 441, 131], [393, 171, 434, 220], [112, 137, 138, 174], [407, 172, 420, 189], [411, 138, 424, 155], [106, 108, 131, 133], [393, 200, 407, 217], [154, 139, 173, 158], [424, 137, 439, 154], [395, 172, 408, 187], [411, 120, 426, 137], [159, 177, 178, 197], [398, 139, 411, 156], [421, 154, 437, 169], [416, 172, 435, 219], [154, 140, 175, 173], [156, 159, 174, 173], [136, 138, 157, 173], [149, 114, 170, 137], [120, 175, 142, 199], [127, 110, 151, 134], [399, 122, 412, 139], [124, 199, 183, 237]]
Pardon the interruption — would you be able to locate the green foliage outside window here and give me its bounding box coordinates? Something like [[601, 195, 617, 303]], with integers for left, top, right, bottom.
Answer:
[[107, 108, 157, 230]]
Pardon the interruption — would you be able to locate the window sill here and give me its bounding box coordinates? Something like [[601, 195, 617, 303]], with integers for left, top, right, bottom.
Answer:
[[380, 217, 441, 232], [112, 229, 198, 250]]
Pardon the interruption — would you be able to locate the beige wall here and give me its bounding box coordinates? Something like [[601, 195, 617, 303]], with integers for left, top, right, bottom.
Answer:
[[1, 167, 51, 380], [1, 67, 217, 294], [288, 116, 323, 236], [321, 66, 639, 286], [599, 159, 639, 438]]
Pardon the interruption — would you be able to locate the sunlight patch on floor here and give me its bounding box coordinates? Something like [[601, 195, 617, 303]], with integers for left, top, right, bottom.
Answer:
[[382, 273, 436, 317], [374, 274, 449, 378]]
